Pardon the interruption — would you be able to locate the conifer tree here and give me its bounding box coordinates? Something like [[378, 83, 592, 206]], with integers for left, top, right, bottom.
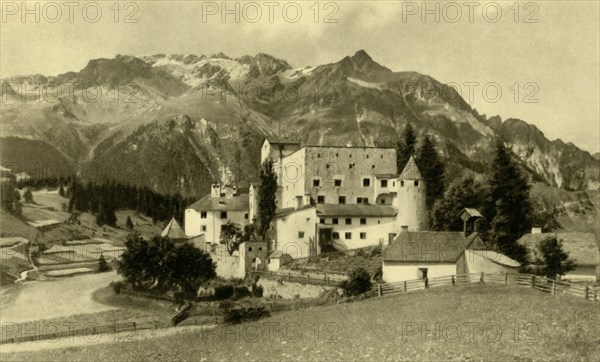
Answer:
[[257, 159, 278, 242], [126, 215, 134, 230], [396, 123, 417, 173], [416, 136, 445, 211], [485, 143, 532, 262]]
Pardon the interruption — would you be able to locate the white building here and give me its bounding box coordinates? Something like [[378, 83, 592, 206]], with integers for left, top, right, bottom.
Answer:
[[273, 205, 318, 259], [184, 184, 249, 243]]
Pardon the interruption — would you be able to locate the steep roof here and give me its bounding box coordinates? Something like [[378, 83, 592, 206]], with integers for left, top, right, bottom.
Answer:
[[264, 137, 301, 145], [398, 156, 422, 180], [316, 204, 397, 217], [518, 232, 599, 266], [460, 208, 483, 219], [384, 231, 469, 262], [468, 250, 521, 268], [187, 194, 249, 212], [161, 218, 188, 240]]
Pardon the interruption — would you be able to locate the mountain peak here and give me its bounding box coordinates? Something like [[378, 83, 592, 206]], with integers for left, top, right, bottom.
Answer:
[[352, 50, 372, 62]]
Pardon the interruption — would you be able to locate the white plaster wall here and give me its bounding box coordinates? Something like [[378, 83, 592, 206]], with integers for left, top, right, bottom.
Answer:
[[458, 250, 520, 275], [322, 216, 397, 249], [382, 262, 456, 283], [275, 208, 316, 259], [185, 209, 248, 243], [275, 149, 306, 209], [397, 180, 427, 231]]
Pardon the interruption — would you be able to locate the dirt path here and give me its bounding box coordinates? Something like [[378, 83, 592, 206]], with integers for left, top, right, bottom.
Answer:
[[0, 272, 120, 324]]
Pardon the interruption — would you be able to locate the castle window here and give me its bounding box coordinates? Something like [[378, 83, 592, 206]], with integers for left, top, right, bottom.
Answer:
[[333, 218, 339, 225], [401, 181, 405, 187], [381, 180, 388, 187], [414, 180, 419, 187], [220, 211, 227, 219], [259, 247, 262, 251], [317, 153, 321, 158], [220, 192, 226, 197], [372, 165, 375, 169], [345, 218, 352, 225], [332, 232, 339, 239], [380, 199, 386, 204], [360, 232, 367, 239], [325, 164, 330, 169], [244, 213, 249, 219], [338, 196, 346, 204], [363, 178, 370, 187], [320, 218, 325, 224], [201, 225, 207, 231], [345, 232, 352, 240], [336, 153, 339, 157], [349, 164, 353, 169], [366, 154, 369, 159], [334, 179, 342, 187], [249, 247, 252, 251], [313, 179, 320, 187], [201, 211, 207, 218], [360, 218, 367, 225], [349, 154, 352, 158], [298, 231, 305, 238], [317, 195, 325, 204]]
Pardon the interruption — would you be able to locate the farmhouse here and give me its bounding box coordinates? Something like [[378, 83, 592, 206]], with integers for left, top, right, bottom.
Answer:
[[382, 209, 520, 282], [518, 230, 600, 282], [184, 184, 249, 243]]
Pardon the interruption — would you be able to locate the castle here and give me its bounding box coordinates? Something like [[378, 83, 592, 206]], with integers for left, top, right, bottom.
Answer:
[[184, 138, 429, 260]]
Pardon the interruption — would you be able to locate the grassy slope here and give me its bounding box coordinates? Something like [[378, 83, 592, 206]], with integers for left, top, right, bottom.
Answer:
[[2, 284, 598, 361]]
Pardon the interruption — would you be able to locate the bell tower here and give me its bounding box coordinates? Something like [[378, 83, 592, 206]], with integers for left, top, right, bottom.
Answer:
[[396, 156, 427, 231]]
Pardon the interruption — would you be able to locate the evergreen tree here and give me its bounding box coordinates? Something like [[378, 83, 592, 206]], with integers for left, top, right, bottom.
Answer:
[[525, 235, 575, 278], [431, 176, 487, 231], [416, 136, 445, 211], [126, 215, 134, 230], [257, 159, 278, 242], [484, 144, 532, 262], [59, 185, 65, 197], [396, 123, 417, 173], [97, 253, 110, 272]]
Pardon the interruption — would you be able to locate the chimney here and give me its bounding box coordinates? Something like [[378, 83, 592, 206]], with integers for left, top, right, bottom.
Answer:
[[401, 225, 409, 233], [531, 227, 542, 234]]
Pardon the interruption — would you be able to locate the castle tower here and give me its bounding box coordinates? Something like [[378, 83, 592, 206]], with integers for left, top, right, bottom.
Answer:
[[396, 156, 427, 231]]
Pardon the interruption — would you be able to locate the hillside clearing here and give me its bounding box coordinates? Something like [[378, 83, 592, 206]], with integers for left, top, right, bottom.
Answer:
[[2, 284, 598, 361]]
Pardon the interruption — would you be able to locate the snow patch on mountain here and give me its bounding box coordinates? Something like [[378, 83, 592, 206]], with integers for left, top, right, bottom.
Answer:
[[348, 77, 383, 90]]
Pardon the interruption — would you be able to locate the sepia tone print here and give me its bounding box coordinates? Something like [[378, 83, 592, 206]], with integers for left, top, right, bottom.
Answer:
[[0, 1, 598, 361]]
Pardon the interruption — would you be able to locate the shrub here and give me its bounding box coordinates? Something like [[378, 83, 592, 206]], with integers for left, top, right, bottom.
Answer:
[[251, 283, 264, 298], [97, 254, 111, 273], [224, 306, 270, 324], [233, 286, 251, 299], [214, 285, 234, 300], [339, 267, 372, 296], [110, 281, 124, 294]]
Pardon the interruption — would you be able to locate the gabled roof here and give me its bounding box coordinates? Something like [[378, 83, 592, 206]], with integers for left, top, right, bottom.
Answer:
[[459, 208, 483, 219], [517, 232, 600, 266], [316, 204, 397, 217], [161, 218, 188, 240], [187, 194, 249, 212], [384, 231, 469, 262], [399, 156, 422, 180]]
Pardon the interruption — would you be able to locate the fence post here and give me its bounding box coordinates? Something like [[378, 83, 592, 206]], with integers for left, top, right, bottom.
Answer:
[[480, 272, 484, 283], [584, 286, 589, 300], [132, 322, 137, 331], [504, 273, 508, 285], [531, 275, 535, 289], [377, 283, 382, 297], [424, 277, 429, 289], [452, 275, 455, 286], [404, 281, 407, 292], [551, 280, 556, 295]]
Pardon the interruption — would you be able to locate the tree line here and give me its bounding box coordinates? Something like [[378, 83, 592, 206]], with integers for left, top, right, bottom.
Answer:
[[16, 176, 196, 227]]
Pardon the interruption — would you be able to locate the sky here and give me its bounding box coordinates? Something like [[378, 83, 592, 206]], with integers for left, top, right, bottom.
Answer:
[[1, 0, 599, 153]]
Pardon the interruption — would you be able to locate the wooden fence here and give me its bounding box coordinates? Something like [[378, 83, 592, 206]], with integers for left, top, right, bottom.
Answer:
[[376, 272, 599, 302]]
